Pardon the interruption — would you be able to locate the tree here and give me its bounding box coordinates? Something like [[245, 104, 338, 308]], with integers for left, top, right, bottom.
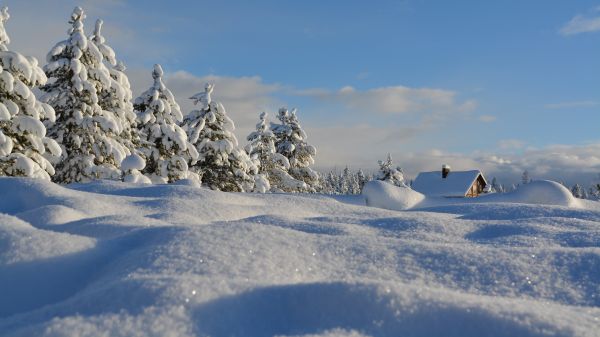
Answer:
[[271, 107, 319, 192], [183, 83, 256, 192], [135, 64, 198, 183], [40, 7, 129, 183], [0, 7, 61, 179], [571, 184, 584, 199], [491, 177, 504, 193], [522, 170, 531, 185], [245, 111, 305, 192], [588, 185, 600, 200], [357, 169, 368, 192], [89, 19, 140, 157], [376, 153, 406, 187]]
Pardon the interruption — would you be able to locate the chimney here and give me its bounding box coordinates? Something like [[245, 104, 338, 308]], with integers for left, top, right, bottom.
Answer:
[[442, 164, 451, 179]]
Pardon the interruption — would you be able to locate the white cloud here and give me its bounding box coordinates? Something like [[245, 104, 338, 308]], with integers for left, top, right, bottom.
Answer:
[[127, 70, 284, 139], [544, 101, 598, 109], [297, 85, 476, 116], [478, 115, 497, 123], [560, 9, 600, 36]]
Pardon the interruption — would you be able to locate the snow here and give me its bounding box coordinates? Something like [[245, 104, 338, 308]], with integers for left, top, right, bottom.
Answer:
[[0, 177, 599, 336], [478, 180, 581, 208], [363, 180, 425, 210], [412, 169, 485, 197], [121, 153, 146, 172]]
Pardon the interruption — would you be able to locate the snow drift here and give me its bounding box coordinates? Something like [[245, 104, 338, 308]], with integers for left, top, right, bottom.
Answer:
[[480, 180, 581, 208], [362, 180, 425, 210], [0, 177, 599, 337]]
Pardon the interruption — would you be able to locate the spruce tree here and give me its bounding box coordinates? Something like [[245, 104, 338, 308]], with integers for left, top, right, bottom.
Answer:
[[89, 19, 140, 157], [571, 184, 584, 199], [376, 153, 407, 187], [245, 111, 305, 192], [271, 107, 319, 192], [522, 170, 530, 185], [183, 83, 256, 192], [40, 7, 129, 183], [135, 64, 198, 183], [0, 7, 61, 179]]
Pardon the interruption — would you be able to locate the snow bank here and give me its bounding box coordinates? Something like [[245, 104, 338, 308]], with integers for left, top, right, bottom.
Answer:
[[480, 180, 581, 208], [362, 180, 425, 210]]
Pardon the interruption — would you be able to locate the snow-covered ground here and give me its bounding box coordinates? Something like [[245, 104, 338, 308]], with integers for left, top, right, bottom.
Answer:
[[0, 177, 599, 337]]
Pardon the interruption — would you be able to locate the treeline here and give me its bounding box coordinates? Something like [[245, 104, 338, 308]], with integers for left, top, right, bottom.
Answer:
[[0, 7, 319, 193]]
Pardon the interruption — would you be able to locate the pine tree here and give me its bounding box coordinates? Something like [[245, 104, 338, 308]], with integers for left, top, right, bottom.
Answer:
[[183, 83, 256, 192], [522, 170, 530, 185], [376, 153, 406, 187], [588, 185, 600, 200], [89, 19, 140, 157], [40, 7, 129, 183], [571, 184, 584, 199], [0, 7, 61, 179], [340, 166, 351, 194], [491, 177, 504, 193], [245, 111, 275, 183], [245, 111, 305, 192], [357, 169, 368, 192], [271, 107, 319, 192], [135, 64, 198, 183]]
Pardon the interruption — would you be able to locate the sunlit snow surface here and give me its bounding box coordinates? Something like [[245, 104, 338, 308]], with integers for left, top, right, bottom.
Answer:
[[0, 177, 599, 337]]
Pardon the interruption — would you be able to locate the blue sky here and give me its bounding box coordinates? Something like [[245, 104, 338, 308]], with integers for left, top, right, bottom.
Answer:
[[3, 0, 600, 184]]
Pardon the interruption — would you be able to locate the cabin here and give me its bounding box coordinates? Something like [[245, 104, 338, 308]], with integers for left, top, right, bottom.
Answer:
[[412, 165, 488, 198]]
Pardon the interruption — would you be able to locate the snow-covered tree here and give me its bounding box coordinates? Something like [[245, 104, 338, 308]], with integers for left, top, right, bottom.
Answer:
[[40, 7, 130, 183], [491, 177, 504, 193], [522, 170, 531, 185], [318, 167, 371, 194], [89, 19, 140, 157], [245, 111, 305, 192], [588, 184, 600, 200], [376, 153, 407, 187], [135, 64, 198, 183], [0, 7, 61, 179], [571, 183, 585, 199], [183, 83, 256, 192], [121, 153, 150, 184], [357, 169, 368, 191], [271, 107, 319, 192]]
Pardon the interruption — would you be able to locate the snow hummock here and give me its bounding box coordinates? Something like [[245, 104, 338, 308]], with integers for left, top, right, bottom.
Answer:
[[479, 180, 581, 208], [363, 180, 425, 210], [121, 153, 145, 172], [0, 177, 599, 337]]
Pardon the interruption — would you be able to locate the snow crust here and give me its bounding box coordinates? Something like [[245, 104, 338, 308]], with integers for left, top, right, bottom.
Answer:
[[0, 177, 599, 337]]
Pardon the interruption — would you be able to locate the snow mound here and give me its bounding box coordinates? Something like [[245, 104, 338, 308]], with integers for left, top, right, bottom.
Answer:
[[0, 213, 95, 265], [16, 205, 86, 227], [362, 180, 425, 211], [483, 180, 580, 208], [121, 154, 145, 171]]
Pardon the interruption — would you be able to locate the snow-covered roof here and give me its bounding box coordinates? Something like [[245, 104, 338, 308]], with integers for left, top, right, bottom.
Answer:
[[412, 170, 486, 197]]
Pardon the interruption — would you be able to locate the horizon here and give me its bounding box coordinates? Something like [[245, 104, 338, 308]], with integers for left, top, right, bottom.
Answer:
[[2, 0, 598, 186]]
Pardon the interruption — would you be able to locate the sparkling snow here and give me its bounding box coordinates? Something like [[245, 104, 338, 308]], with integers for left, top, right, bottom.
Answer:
[[0, 177, 599, 337]]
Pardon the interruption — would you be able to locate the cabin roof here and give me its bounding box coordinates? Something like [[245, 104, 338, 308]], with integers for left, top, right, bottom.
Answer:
[[412, 170, 487, 197]]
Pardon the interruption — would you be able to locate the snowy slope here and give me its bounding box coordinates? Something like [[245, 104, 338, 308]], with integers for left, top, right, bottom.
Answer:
[[0, 177, 599, 337]]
